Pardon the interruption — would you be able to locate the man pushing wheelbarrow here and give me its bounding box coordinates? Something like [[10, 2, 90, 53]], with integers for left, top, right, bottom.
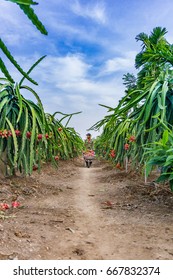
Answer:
[[83, 133, 95, 168]]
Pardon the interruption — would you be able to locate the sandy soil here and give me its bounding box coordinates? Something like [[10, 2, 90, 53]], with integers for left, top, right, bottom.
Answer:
[[0, 158, 173, 260]]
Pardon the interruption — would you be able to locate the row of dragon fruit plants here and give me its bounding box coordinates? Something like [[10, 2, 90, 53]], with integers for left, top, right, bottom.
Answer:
[[93, 27, 173, 191], [0, 71, 84, 176], [0, 1, 84, 176]]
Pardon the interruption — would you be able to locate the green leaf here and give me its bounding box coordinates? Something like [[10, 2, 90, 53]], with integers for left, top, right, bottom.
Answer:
[[0, 57, 14, 83], [19, 55, 46, 86], [156, 173, 169, 182], [158, 94, 166, 110], [145, 155, 166, 166], [15, 84, 23, 123], [5, 117, 19, 167], [20, 85, 46, 131], [0, 39, 38, 85], [167, 173, 173, 181], [22, 153, 29, 175], [53, 111, 82, 127], [6, 0, 38, 5], [0, 96, 9, 113], [162, 130, 169, 145], [18, 107, 29, 167], [29, 107, 36, 174], [18, 4, 48, 35], [166, 148, 173, 153]]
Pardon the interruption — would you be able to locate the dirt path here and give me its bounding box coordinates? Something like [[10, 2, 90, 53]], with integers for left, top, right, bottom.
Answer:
[[71, 167, 114, 259], [0, 159, 173, 260]]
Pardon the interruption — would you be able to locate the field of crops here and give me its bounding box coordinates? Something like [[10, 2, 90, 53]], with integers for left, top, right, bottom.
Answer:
[[0, 1, 85, 177], [1, 1, 173, 189], [1, 0, 173, 261], [93, 27, 173, 191]]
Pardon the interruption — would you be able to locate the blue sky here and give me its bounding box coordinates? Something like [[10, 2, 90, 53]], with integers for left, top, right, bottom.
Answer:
[[1, 0, 173, 138]]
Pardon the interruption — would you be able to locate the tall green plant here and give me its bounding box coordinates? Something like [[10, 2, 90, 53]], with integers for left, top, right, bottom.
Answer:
[[0, 77, 84, 175], [92, 27, 173, 174], [0, 81, 47, 175]]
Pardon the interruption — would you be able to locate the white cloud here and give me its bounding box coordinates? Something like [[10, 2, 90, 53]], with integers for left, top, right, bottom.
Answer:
[[100, 51, 137, 75], [11, 53, 125, 137], [66, 94, 89, 110], [32, 54, 125, 107], [33, 54, 91, 90], [71, 0, 107, 24]]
